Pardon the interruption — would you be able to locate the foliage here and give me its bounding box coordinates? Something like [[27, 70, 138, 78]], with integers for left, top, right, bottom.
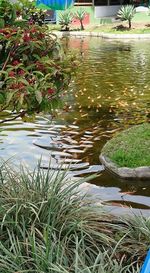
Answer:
[[59, 11, 74, 31], [117, 5, 136, 29], [13, 0, 46, 26], [0, 162, 149, 272], [0, 0, 16, 27], [101, 123, 150, 168], [13, 0, 35, 13], [75, 9, 86, 30], [0, 24, 76, 121], [0, 18, 4, 28], [28, 9, 46, 26]]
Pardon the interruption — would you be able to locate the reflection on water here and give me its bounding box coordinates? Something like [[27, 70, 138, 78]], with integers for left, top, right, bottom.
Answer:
[[0, 37, 150, 215]]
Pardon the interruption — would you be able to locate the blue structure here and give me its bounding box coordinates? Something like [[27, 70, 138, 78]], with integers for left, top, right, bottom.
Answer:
[[141, 250, 150, 273], [36, 0, 74, 10]]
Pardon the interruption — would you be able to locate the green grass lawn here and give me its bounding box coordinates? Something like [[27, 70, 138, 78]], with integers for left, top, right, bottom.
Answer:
[[133, 12, 150, 22], [102, 123, 150, 168]]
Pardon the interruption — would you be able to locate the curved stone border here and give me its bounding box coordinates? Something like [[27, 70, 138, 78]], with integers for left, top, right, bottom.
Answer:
[[100, 33, 150, 39], [100, 154, 150, 179], [53, 31, 150, 40]]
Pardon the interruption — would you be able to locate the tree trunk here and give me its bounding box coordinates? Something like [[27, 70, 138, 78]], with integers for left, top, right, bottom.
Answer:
[[80, 20, 84, 31], [128, 19, 131, 29], [65, 25, 69, 31]]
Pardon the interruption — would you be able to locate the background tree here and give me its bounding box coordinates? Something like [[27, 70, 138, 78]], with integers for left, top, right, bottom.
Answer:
[[59, 11, 73, 31], [75, 9, 86, 30], [117, 5, 136, 29]]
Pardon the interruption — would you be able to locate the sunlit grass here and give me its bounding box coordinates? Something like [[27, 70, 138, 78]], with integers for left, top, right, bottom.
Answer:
[[102, 123, 150, 168], [84, 24, 150, 34]]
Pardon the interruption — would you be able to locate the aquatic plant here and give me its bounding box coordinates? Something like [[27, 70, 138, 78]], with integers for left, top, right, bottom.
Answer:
[[0, 162, 149, 272]]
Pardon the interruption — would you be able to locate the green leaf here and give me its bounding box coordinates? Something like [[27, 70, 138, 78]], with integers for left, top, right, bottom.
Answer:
[[33, 71, 44, 77], [18, 78, 29, 86], [6, 92, 15, 105], [35, 91, 42, 104], [22, 54, 28, 61], [19, 93, 24, 106], [45, 73, 52, 81], [0, 93, 4, 104]]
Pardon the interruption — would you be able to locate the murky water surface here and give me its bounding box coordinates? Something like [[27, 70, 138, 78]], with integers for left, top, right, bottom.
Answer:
[[0, 37, 150, 215]]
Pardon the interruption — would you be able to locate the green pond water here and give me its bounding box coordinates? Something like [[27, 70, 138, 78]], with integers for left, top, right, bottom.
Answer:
[[0, 37, 150, 214]]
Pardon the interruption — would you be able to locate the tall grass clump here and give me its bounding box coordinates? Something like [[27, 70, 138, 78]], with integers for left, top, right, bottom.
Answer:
[[0, 161, 150, 272]]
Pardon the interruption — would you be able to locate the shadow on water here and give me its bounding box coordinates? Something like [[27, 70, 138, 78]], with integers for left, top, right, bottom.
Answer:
[[0, 37, 150, 214]]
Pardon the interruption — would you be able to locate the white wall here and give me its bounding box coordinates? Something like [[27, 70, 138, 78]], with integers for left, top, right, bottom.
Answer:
[[95, 5, 121, 17]]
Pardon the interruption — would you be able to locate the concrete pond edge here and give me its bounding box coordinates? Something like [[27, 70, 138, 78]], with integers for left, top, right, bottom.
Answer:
[[53, 31, 150, 40], [100, 154, 150, 180]]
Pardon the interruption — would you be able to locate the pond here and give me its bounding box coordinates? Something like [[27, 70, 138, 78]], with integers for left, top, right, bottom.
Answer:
[[0, 37, 150, 215]]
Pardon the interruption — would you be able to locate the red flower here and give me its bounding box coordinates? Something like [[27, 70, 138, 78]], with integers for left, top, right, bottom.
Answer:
[[28, 78, 35, 84], [18, 82, 25, 89], [5, 34, 12, 39], [10, 82, 25, 90], [16, 11, 21, 17], [23, 33, 31, 42], [47, 88, 55, 95], [18, 69, 25, 76], [12, 29, 17, 34], [29, 19, 34, 25], [12, 60, 20, 66], [10, 52, 15, 57], [0, 29, 9, 35], [38, 33, 45, 39], [30, 27, 36, 33], [8, 71, 15, 77], [10, 83, 18, 89], [36, 61, 45, 71]]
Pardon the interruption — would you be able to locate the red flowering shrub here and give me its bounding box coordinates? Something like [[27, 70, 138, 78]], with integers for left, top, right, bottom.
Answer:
[[0, 25, 76, 120]]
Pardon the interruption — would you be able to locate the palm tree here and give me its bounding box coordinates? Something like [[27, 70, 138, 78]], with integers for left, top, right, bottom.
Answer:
[[75, 9, 86, 30], [117, 5, 136, 29], [59, 11, 73, 31]]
